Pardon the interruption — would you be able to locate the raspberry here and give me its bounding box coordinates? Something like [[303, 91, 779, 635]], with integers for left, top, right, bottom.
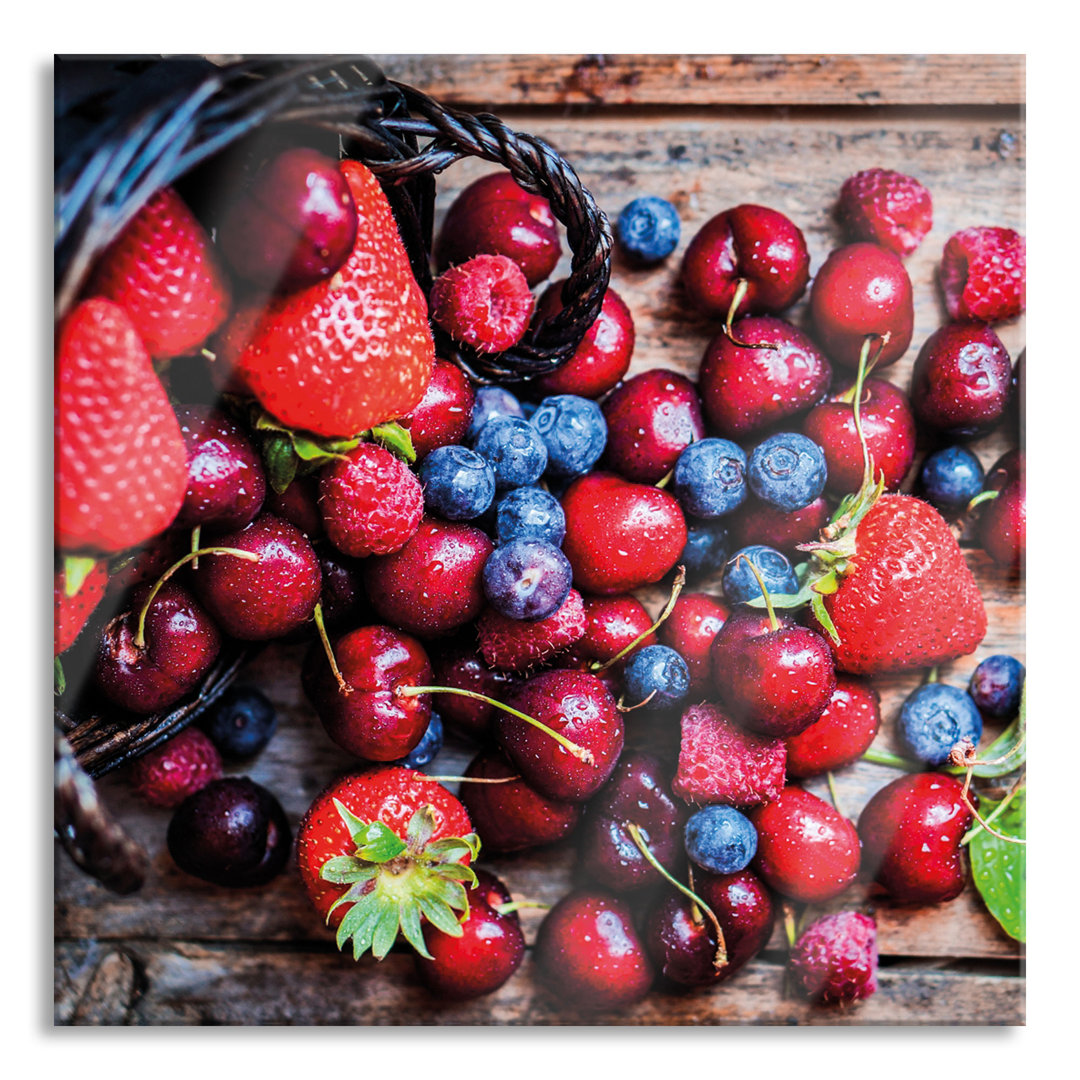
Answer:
[[128, 727, 223, 809], [790, 911, 878, 1004], [477, 589, 587, 672], [837, 168, 932, 257], [430, 254, 534, 354], [672, 704, 786, 807], [940, 225, 1026, 323], [319, 443, 423, 558]]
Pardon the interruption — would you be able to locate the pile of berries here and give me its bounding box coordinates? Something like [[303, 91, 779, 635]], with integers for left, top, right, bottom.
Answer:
[[55, 143, 1025, 1015]]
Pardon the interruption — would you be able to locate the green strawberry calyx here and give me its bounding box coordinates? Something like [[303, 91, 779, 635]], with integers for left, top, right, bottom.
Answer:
[[319, 801, 481, 962]]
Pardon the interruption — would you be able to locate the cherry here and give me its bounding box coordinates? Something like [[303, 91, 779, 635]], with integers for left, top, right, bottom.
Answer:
[[533, 890, 655, 1010], [680, 204, 810, 320], [265, 475, 323, 540], [784, 677, 882, 778], [698, 316, 832, 440], [570, 593, 657, 670], [435, 172, 561, 287], [978, 475, 1025, 571], [414, 868, 525, 999], [749, 785, 861, 903], [399, 357, 476, 460], [734, 496, 830, 557], [192, 513, 322, 640], [658, 592, 729, 693], [497, 669, 625, 802], [644, 867, 774, 988], [312, 544, 373, 631], [218, 147, 357, 292], [534, 283, 635, 399], [363, 517, 494, 638], [460, 750, 581, 853], [560, 472, 687, 595], [600, 370, 705, 484], [910, 322, 1013, 438], [802, 376, 917, 495], [430, 645, 518, 742], [577, 751, 685, 893], [810, 242, 914, 369], [857, 772, 973, 904], [173, 405, 266, 532], [94, 579, 221, 715]]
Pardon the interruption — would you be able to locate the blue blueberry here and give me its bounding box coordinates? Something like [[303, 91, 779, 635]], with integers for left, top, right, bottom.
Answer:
[[473, 415, 548, 490], [395, 713, 444, 769], [969, 655, 1025, 719], [672, 438, 747, 518], [616, 196, 681, 264], [495, 486, 566, 546], [684, 805, 758, 876], [199, 685, 277, 762], [748, 432, 828, 512], [722, 544, 798, 604], [530, 395, 608, 479], [899, 682, 984, 766], [466, 385, 525, 443], [482, 538, 572, 621], [622, 645, 690, 711], [418, 444, 496, 521], [679, 517, 731, 580], [919, 445, 985, 516]]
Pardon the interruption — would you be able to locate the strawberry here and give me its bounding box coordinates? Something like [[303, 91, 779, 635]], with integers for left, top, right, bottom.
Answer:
[[236, 160, 435, 439], [477, 589, 587, 672], [88, 186, 231, 359], [939, 225, 1026, 323], [296, 767, 479, 961], [55, 299, 189, 553], [54, 556, 108, 655]]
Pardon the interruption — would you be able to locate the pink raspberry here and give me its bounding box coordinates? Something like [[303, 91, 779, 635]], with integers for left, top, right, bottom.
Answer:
[[128, 727, 223, 809], [838, 168, 933, 256], [790, 911, 879, 1004], [319, 443, 423, 558], [940, 225, 1026, 323], [478, 589, 586, 672], [430, 254, 534, 354]]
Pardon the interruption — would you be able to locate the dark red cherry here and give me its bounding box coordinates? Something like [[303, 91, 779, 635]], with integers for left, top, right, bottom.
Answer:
[[698, 316, 831, 440], [735, 496, 830, 557], [460, 750, 580, 853], [313, 545, 373, 630], [572, 593, 656, 669], [534, 890, 655, 1010], [680, 204, 810, 319], [430, 645, 518, 742], [857, 772, 973, 904], [810, 242, 914, 369], [400, 357, 476, 460], [301, 624, 431, 762], [658, 592, 729, 693], [265, 475, 323, 540], [784, 677, 882, 778], [600, 370, 705, 484], [979, 483, 1025, 571]]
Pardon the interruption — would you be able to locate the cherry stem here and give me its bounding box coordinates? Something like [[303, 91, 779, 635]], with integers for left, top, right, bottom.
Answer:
[[926, 666, 939, 684], [958, 766, 1026, 847], [721, 279, 778, 351], [592, 567, 686, 673], [850, 333, 886, 490], [961, 772, 1026, 847], [190, 525, 201, 570], [861, 746, 923, 772], [313, 602, 351, 694], [654, 467, 674, 490], [826, 771, 843, 818], [417, 774, 521, 785], [134, 546, 258, 649], [967, 489, 1000, 512], [736, 554, 778, 631], [626, 822, 728, 970], [400, 686, 595, 765], [494, 900, 551, 915], [782, 902, 798, 950], [617, 689, 658, 713]]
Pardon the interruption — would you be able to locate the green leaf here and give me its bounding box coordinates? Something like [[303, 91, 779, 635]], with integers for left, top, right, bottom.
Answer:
[[397, 900, 432, 959], [354, 823, 408, 864], [62, 555, 98, 596], [406, 805, 437, 854], [334, 890, 380, 951], [371, 904, 402, 960], [970, 789, 1026, 942], [430, 863, 479, 886], [811, 592, 840, 645], [417, 893, 466, 938], [54, 656, 66, 696], [369, 421, 416, 464], [426, 833, 481, 864], [261, 433, 299, 495], [319, 856, 378, 885]]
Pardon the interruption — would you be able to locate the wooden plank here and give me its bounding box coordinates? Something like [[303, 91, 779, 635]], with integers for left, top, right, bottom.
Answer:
[[375, 54, 1025, 109]]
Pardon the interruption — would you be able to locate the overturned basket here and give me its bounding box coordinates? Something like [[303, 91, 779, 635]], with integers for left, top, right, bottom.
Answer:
[[54, 54, 612, 894]]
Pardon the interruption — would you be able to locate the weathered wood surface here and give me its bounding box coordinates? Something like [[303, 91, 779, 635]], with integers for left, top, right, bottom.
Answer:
[[54, 54, 1025, 1025]]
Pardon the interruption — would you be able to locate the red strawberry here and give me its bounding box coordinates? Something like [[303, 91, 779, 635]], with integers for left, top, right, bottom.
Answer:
[[672, 703, 786, 808], [296, 767, 477, 961], [236, 160, 435, 438], [54, 557, 108, 655], [837, 168, 933, 257], [940, 225, 1026, 323], [477, 588, 587, 672], [55, 299, 189, 553], [88, 186, 230, 358], [127, 727, 223, 809]]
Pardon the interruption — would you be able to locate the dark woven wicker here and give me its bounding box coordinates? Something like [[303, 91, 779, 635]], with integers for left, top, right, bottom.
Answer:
[[54, 54, 613, 892]]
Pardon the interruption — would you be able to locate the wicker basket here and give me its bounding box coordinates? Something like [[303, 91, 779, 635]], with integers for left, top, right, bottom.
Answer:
[[54, 54, 613, 894]]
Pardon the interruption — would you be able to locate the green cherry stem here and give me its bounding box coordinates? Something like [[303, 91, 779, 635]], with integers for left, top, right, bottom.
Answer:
[[654, 467, 674, 490], [782, 902, 798, 950], [826, 771, 843, 818], [313, 602, 351, 694], [847, 332, 889, 491], [966, 489, 1000, 512], [616, 689, 658, 713], [861, 746, 924, 772], [417, 774, 521, 785], [591, 567, 687, 673], [494, 900, 551, 915], [721, 279, 779, 351], [736, 554, 778, 631], [190, 526, 202, 569]]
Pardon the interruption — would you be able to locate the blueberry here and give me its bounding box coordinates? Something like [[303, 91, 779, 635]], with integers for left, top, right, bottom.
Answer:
[[679, 517, 731, 580], [418, 444, 496, 521], [748, 432, 828, 512], [473, 415, 548, 490], [530, 395, 608, 479], [495, 486, 566, 546], [395, 712, 444, 769], [482, 538, 572, 621], [672, 438, 747, 518], [622, 645, 690, 711], [722, 544, 798, 604], [969, 655, 1025, 718], [899, 682, 984, 766], [466, 385, 525, 443], [919, 445, 986, 516], [684, 805, 758, 876], [199, 685, 277, 762], [616, 196, 681, 264]]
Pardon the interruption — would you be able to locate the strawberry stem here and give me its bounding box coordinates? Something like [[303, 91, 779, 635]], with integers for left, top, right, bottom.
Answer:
[[721, 279, 779, 351], [592, 567, 686, 674], [313, 602, 352, 694]]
